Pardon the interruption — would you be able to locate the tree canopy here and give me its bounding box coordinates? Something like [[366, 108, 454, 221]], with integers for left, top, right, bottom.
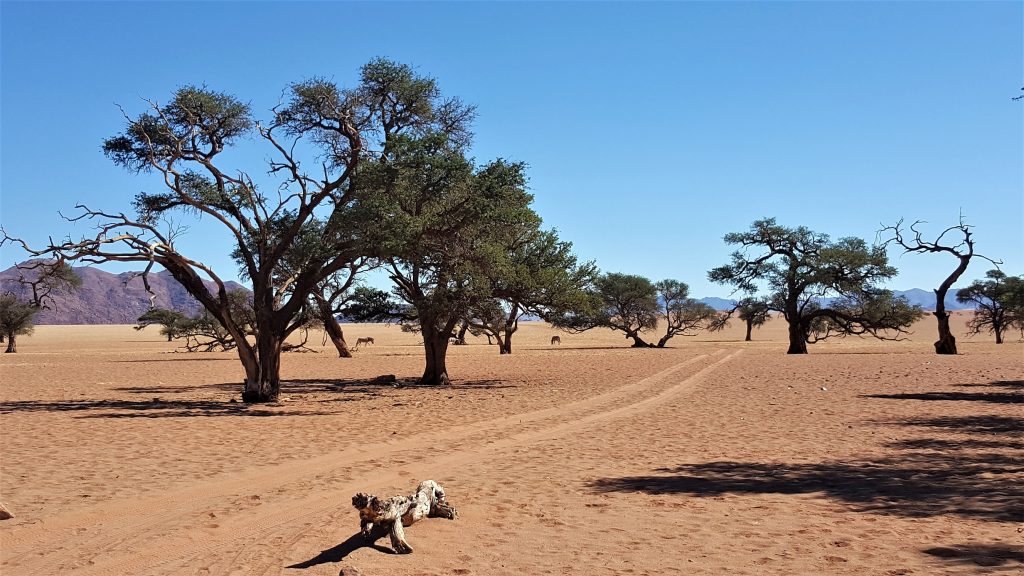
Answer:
[[956, 269, 1024, 344], [710, 218, 922, 354], [0, 294, 38, 353], [2, 58, 478, 401]]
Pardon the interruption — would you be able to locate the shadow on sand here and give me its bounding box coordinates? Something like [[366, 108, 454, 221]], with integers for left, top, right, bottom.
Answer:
[[287, 525, 395, 570], [923, 543, 1024, 569], [1, 376, 513, 418], [589, 404, 1024, 524]]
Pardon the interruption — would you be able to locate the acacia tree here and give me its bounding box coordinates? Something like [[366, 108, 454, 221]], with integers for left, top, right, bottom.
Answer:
[[956, 269, 1023, 344], [468, 229, 597, 354], [880, 217, 999, 354], [551, 272, 661, 347], [710, 218, 922, 354], [709, 297, 772, 342], [653, 280, 717, 347], [0, 294, 39, 353], [135, 308, 188, 341], [12, 260, 82, 309], [2, 59, 471, 402], [358, 133, 538, 384]]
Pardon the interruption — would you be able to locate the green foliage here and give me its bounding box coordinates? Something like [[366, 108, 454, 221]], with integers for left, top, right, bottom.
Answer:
[[709, 218, 923, 352], [552, 273, 660, 345], [956, 269, 1024, 342], [0, 293, 39, 338], [654, 279, 718, 347], [135, 308, 189, 340]]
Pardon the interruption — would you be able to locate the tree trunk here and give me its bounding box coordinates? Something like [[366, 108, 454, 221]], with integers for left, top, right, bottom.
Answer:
[[316, 297, 352, 358], [744, 320, 753, 342], [786, 320, 808, 354], [4, 332, 15, 353], [933, 311, 957, 354], [500, 325, 518, 354], [240, 331, 283, 403], [628, 333, 652, 348], [421, 331, 452, 386], [454, 320, 469, 345]]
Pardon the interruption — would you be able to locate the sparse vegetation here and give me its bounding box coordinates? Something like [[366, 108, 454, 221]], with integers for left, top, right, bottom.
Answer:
[[881, 217, 1000, 354], [956, 269, 1024, 344], [0, 293, 38, 353], [710, 218, 923, 354]]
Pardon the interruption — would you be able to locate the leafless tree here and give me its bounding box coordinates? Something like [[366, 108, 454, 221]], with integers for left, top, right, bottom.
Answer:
[[880, 216, 1000, 354]]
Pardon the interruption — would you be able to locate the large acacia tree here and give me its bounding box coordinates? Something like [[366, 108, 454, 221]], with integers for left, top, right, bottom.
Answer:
[[1, 59, 471, 402], [652, 280, 718, 347], [710, 218, 922, 354], [880, 218, 998, 354], [352, 126, 540, 384], [709, 297, 772, 342], [956, 269, 1023, 344], [0, 294, 38, 353]]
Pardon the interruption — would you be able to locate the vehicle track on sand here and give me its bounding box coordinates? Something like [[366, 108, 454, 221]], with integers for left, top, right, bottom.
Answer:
[[1, 349, 740, 575]]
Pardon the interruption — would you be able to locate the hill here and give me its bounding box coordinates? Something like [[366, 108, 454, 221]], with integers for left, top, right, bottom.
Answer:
[[0, 263, 249, 324]]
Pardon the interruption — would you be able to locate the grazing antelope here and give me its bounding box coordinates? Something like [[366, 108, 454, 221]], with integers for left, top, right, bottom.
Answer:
[[550, 335, 561, 345]]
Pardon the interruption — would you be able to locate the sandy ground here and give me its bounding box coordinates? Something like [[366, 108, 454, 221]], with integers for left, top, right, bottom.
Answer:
[[0, 313, 1021, 575]]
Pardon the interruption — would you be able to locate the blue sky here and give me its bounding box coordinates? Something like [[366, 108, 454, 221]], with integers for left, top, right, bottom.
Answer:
[[2, 1, 1021, 297]]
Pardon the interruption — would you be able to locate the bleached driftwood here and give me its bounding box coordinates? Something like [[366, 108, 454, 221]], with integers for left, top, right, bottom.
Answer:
[[351, 480, 457, 553]]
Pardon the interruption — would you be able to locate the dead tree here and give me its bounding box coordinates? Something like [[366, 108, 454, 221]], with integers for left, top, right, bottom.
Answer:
[[881, 217, 999, 354]]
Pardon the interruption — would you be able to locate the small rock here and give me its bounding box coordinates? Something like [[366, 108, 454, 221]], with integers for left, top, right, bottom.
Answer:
[[339, 567, 363, 576], [370, 374, 397, 386], [0, 501, 13, 520], [821, 387, 828, 391]]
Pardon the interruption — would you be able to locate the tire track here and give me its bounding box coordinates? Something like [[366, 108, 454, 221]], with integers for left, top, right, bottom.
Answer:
[[1, 349, 737, 575]]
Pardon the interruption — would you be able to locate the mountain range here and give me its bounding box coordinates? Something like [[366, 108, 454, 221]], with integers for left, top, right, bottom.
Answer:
[[0, 263, 976, 324], [0, 263, 248, 324]]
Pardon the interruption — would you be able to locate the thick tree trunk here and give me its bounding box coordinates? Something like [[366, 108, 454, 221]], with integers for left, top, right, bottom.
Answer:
[[786, 320, 808, 354], [933, 311, 957, 355], [421, 331, 452, 386], [240, 332, 283, 403], [316, 297, 352, 358], [744, 320, 753, 342], [500, 326, 517, 354], [4, 332, 15, 353], [454, 321, 469, 345], [628, 333, 653, 348]]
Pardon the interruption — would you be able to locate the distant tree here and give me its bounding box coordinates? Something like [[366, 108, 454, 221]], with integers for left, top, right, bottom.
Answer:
[[0, 293, 39, 353], [468, 229, 597, 354], [710, 218, 923, 354], [135, 308, 189, 341], [551, 272, 660, 348], [709, 297, 772, 341], [652, 280, 718, 347], [13, 259, 82, 309], [2, 58, 473, 402], [880, 217, 999, 354], [956, 269, 1024, 344]]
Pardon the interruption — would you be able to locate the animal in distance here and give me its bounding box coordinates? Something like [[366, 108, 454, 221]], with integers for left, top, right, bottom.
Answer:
[[550, 335, 561, 345], [351, 480, 458, 554], [354, 336, 375, 349]]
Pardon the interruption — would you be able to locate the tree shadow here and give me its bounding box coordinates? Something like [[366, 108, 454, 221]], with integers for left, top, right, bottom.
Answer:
[[114, 357, 236, 363], [889, 438, 1024, 451], [954, 380, 1023, 390], [863, 391, 1023, 404], [588, 451, 1023, 522], [923, 543, 1024, 568], [0, 398, 333, 418], [286, 524, 394, 570], [892, 415, 1023, 435]]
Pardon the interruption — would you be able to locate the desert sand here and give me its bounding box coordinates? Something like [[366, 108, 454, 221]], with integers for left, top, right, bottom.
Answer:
[[0, 313, 1021, 575]]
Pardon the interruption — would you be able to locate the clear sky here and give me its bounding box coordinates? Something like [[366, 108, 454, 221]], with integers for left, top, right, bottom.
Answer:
[[2, 1, 1021, 298]]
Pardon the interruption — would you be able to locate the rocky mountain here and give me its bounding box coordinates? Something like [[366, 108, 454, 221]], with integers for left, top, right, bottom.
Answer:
[[0, 263, 249, 324]]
